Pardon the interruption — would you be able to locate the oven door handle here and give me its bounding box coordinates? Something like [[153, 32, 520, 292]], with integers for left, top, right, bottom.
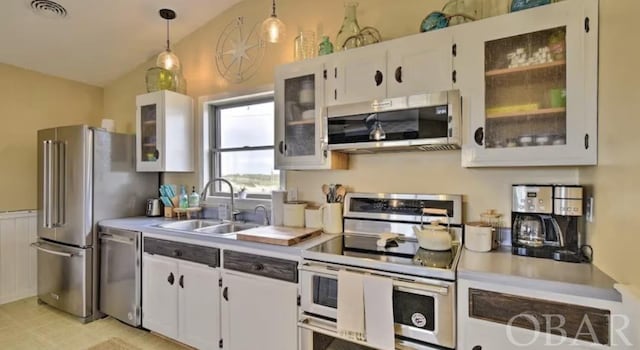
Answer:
[[394, 280, 449, 296]]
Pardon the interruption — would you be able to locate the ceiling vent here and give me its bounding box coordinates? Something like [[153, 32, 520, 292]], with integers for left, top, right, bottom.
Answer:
[[30, 0, 67, 18]]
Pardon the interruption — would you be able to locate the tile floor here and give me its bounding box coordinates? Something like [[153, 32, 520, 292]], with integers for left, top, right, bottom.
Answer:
[[0, 297, 188, 350]]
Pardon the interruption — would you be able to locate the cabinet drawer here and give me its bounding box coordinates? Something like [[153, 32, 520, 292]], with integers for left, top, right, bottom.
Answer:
[[469, 288, 610, 345], [223, 250, 298, 283], [144, 238, 219, 268]]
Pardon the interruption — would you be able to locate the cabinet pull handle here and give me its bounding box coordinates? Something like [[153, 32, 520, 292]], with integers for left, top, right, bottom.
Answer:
[[472, 346, 482, 350], [223, 287, 229, 301], [252, 263, 265, 271], [374, 70, 383, 86], [172, 249, 182, 258], [584, 134, 590, 149], [167, 272, 175, 285], [452, 70, 457, 83], [474, 127, 484, 146], [179, 275, 184, 288], [153, 149, 160, 160], [395, 66, 402, 83], [278, 141, 284, 154]]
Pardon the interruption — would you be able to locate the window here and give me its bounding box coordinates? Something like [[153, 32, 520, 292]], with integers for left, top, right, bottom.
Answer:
[[208, 97, 280, 198]]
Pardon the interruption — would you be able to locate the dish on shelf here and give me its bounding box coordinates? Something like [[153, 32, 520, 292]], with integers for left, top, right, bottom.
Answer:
[[534, 135, 551, 145], [301, 109, 315, 120], [518, 135, 534, 147]]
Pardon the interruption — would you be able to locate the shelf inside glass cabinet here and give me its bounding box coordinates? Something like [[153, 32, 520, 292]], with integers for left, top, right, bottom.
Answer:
[[484, 26, 567, 149]]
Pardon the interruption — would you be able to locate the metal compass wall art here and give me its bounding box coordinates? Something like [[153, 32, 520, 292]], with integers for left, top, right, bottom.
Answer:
[[216, 16, 266, 83]]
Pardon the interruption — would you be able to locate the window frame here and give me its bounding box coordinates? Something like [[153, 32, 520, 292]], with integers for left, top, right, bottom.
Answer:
[[201, 91, 282, 202]]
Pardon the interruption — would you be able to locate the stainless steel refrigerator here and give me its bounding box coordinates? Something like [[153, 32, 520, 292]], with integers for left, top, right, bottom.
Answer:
[[33, 125, 157, 322]]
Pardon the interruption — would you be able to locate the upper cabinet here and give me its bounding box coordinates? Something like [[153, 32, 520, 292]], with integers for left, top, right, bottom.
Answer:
[[136, 90, 194, 172], [274, 59, 348, 170], [324, 30, 454, 106], [458, 0, 598, 167]]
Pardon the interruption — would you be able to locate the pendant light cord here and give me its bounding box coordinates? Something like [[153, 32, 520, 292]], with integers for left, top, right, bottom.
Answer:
[[271, 0, 277, 17], [166, 19, 171, 51]]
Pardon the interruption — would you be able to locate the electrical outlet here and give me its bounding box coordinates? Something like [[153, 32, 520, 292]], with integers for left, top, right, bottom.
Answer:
[[288, 188, 298, 201], [586, 196, 594, 223]]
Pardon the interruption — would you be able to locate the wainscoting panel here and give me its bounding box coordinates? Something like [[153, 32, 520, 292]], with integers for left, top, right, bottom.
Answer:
[[0, 211, 37, 305]]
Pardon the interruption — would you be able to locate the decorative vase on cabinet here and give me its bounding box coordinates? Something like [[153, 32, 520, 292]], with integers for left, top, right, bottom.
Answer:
[[136, 90, 194, 172], [458, 0, 598, 167]]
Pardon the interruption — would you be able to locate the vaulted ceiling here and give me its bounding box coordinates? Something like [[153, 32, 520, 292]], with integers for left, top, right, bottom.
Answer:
[[0, 0, 242, 86]]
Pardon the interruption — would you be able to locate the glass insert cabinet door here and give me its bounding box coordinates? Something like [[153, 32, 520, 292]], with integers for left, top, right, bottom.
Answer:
[[140, 104, 159, 164], [283, 74, 317, 157], [275, 61, 326, 169], [484, 26, 567, 149], [460, 0, 598, 167]]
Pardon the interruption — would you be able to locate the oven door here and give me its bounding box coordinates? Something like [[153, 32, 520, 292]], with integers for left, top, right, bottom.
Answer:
[[299, 261, 456, 349]]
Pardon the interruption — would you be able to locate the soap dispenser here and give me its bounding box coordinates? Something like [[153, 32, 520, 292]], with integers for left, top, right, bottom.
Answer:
[[189, 186, 200, 207], [179, 185, 189, 209]]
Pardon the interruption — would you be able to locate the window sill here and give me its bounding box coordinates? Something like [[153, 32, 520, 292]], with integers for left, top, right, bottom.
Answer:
[[202, 196, 271, 211]]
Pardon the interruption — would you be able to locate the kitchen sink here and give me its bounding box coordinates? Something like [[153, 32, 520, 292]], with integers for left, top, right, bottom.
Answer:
[[157, 220, 223, 231], [194, 222, 260, 235]]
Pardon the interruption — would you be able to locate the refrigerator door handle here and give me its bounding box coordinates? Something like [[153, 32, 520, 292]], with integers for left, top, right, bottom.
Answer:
[[43, 141, 55, 229], [30, 242, 75, 258], [56, 141, 66, 227]]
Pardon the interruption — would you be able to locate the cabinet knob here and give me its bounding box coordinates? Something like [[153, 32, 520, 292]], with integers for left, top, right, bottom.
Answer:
[[252, 263, 265, 271], [179, 275, 184, 288], [395, 66, 403, 83], [474, 127, 484, 146], [167, 272, 175, 285], [374, 70, 384, 86]]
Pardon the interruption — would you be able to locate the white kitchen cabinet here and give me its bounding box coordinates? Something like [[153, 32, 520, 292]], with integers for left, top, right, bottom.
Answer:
[[136, 90, 194, 172], [386, 30, 454, 99], [458, 278, 627, 350], [275, 59, 348, 170], [325, 45, 387, 107], [141, 252, 179, 338], [142, 252, 220, 350], [221, 271, 298, 350], [324, 31, 454, 106], [178, 260, 221, 350], [457, 0, 598, 167]]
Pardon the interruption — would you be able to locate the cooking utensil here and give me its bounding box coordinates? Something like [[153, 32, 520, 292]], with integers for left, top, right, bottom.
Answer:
[[322, 184, 330, 198], [412, 208, 452, 251], [335, 186, 347, 202]]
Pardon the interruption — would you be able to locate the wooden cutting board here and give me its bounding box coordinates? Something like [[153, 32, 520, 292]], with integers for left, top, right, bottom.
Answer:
[[236, 226, 322, 246]]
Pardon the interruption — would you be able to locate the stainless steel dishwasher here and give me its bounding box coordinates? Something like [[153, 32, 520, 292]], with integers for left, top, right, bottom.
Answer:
[[99, 226, 141, 327]]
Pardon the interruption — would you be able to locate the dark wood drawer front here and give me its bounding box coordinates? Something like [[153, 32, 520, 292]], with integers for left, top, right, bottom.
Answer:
[[223, 250, 298, 283], [469, 288, 610, 345], [144, 237, 220, 268]]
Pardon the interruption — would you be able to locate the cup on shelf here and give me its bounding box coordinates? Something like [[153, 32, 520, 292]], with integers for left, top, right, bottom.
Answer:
[[549, 88, 567, 108]]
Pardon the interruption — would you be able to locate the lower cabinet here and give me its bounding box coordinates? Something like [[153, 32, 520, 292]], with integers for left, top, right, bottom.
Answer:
[[458, 278, 625, 350], [142, 252, 221, 350]]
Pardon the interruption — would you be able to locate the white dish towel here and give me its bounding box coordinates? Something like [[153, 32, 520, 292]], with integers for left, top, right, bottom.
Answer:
[[363, 274, 395, 350], [337, 270, 366, 342]]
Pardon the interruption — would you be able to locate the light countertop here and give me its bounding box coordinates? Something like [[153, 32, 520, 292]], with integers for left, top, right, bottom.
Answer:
[[99, 216, 338, 260], [458, 247, 621, 302]]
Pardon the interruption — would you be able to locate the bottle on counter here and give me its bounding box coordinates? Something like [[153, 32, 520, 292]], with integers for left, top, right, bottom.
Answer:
[[189, 186, 200, 207], [179, 185, 189, 209]]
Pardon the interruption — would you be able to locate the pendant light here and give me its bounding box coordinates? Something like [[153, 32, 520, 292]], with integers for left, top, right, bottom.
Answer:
[[261, 0, 286, 43], [156, 8, 181, 71]]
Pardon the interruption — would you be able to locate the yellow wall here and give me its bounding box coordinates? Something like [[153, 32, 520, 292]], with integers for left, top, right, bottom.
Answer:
[[579, 0, 640, 288], [103, 0, 638, 288], [0, 63, 103, 212]]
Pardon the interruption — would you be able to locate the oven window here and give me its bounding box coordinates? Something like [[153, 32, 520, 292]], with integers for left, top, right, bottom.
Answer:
[[313, 276, 338, 308], [393, 290, 435, 331], [328, 105, 449, 145], [313, 333, 375, 350]]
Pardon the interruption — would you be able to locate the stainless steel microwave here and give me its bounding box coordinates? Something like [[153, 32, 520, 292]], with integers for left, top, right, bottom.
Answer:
[[327, 90, 461, 153]]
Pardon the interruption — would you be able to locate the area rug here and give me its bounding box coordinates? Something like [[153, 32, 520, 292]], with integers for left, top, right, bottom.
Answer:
[[87, 337, 141, 350]]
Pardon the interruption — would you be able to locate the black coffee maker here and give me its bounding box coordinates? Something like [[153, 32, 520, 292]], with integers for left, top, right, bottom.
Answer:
[[511, 184, 587, 263]]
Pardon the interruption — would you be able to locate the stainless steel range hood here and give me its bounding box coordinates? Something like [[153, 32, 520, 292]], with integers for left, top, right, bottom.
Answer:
[[327, 90, 462, 153]]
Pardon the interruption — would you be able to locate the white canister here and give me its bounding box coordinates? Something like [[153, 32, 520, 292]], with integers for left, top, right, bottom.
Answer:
[[305, 207, 323, 229], [322, 203, 343, 234], [465, 222, 494, 252], [283, 202, 307, 227]]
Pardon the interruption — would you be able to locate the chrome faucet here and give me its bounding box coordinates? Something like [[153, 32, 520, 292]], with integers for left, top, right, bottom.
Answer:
[[200, 178, 238, 221], [254, 205, 270, 225]]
